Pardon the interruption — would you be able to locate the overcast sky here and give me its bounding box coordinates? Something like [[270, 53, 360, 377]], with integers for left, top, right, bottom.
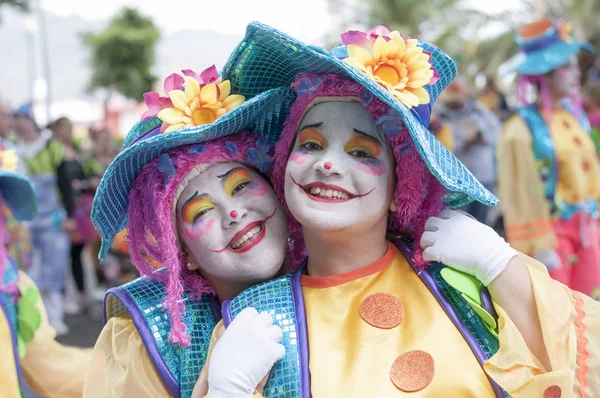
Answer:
[[43, 0, 523, 44]]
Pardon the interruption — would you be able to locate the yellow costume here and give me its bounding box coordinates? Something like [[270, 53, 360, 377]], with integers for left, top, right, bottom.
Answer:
[[1, 271, 92, 398], [498, 109, 600, 254]]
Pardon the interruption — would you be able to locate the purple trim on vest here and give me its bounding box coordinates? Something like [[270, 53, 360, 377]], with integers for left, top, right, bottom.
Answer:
[[394, 240, 505, 398], [480, 288, 499, 323], [519, 33, 560, 53], [105, 287, 181, 398], [0, 297, 32, 398], [291, 263, 311, 397], [209, 295, 222, 322], [130, 124, 162, 146], [221, 299, 233, 327]]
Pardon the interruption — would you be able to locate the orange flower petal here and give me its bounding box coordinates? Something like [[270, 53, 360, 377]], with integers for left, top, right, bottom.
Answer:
[[157, 107, 185, 124], [184, 76, 200, 100], [218, 80, 232, 101], [222, 94, 245, 111], [169, 90, 189, 110], [200, 83, 218, 104]]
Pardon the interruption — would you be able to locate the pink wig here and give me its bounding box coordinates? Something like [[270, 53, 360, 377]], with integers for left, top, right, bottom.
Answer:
[[271, 74, 445, 265], [127, 132, 299, 346]]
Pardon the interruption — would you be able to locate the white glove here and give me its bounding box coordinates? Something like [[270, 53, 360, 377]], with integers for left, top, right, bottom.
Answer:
[[208, 307, 285, 398], [420, 209, 518, 286], [532, 249, 562, 271]]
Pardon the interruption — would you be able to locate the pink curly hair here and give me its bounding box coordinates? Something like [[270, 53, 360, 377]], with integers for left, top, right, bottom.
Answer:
[[271, 74, 446, 265], [127, 132, 301, 346]]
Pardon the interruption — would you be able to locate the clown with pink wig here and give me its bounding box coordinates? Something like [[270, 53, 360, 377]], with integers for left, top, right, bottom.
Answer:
[[0, 145, 93, 398], [498, 18, 600, 299], [83, 67, 301, 397], [192, 22, 600, 397]]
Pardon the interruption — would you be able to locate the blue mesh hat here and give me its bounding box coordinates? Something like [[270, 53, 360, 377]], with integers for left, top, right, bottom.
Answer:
[[91, 70, 295, 258], [509, 18, 594, 76], [0, 148, 37, 221], [222, 22, 498, 208]]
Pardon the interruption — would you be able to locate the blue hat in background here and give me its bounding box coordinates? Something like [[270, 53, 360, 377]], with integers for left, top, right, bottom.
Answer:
[[0, 146, 37, 222]]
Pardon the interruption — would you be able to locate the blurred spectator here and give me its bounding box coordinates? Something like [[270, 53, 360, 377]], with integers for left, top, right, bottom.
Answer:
[[478, 75, 511, 121], [50, 117, 101, 315], [13, 112, 71, 335], [435, 76, 502, 224], [429, 112, 455, 152]]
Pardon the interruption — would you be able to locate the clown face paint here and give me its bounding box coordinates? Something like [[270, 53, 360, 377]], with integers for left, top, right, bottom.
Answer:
[[176, 162, 288, 284], [284, 101, 395, 232], [549, 56, 580, 98]]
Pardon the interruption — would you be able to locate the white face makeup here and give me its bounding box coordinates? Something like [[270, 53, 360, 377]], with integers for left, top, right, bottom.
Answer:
[[284, 101, 395, 232], [176, 162, 288, 284], [549, 56, 580, 98]]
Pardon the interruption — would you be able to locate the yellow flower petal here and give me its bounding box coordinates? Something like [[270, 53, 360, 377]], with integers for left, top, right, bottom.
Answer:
[[222, 94, 245, 111], [218, 80, 231, 101], [169, 90, 189, 110], [410, 87, 430, 104], [389, 31, 402, 40], [396, 90, 419, 108], [164, 122, 186, 133], [184, 76, 200, 100], [200, 83, 218, 104], [157, 108, 185, 124], [347, 45, 375, 67], [407, 70, 433, 88], [192, 108, 216, 125]]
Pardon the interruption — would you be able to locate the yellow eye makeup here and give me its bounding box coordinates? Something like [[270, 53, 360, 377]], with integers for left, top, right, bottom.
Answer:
[[298, 128, 328, 148], [222, 168, 254, 198], [182, 196, 215, 224], [344, 136, 382, 158]]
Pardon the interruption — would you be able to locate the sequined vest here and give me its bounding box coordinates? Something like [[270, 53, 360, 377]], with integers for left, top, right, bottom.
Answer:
[[518, 102, 594, 219], [0, 258, 33, 398], [104, 273, 219, 398], [221, 239, 507, 398]]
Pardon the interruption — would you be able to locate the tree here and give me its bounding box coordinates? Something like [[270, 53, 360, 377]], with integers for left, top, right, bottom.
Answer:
[[83, 8, 160, 100]]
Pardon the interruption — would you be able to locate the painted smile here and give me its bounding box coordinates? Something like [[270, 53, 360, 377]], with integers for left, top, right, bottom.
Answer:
[[210, 208, 277, 253], [290, 174, 375, 203]]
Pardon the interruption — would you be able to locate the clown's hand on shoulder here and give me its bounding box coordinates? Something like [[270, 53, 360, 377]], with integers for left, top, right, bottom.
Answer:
[[208, 307, 284, 398], [420, 209, 518, 286]]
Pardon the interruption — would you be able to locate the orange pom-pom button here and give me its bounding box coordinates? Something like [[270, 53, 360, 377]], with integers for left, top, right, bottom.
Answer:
[[359, 293, 404, 329], [390, 350, 435, 392]]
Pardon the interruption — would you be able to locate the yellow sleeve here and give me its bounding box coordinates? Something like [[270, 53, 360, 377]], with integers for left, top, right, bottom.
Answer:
[[83, 315, 172, 398], [484, 254, 600, 396], [436, 124, 455, 153], [198, 320, 264, 398], [17, 271, 93, 398], [496, 115, 556, 254]]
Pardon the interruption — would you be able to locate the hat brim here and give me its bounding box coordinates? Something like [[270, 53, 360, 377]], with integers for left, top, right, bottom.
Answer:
[[0, 172, 37, 221], [223, 22, 498, 208], [92, 86, 294, 259], [514, 40, 593, 76]]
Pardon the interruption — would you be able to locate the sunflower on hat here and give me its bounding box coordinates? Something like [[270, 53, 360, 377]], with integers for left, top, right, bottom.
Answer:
[[341, 26, 439, 109]]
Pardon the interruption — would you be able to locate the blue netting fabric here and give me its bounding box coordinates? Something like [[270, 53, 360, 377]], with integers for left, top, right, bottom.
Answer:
[[92, 86, 294, 258], [229, 273, 301, 397], [108, 275, 217, 398], [222, 22, 498, 209]]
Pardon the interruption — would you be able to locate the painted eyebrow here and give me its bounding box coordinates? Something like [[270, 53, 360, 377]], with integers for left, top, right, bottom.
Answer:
[[352, 128, 383, 145], [181, 191, 208, 209], [298, 122, 323, 132], [216, 167, 247, 181]]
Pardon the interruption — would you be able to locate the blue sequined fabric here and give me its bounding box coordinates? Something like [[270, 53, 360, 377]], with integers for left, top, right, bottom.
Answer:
[[222, 22, 498, 209], [106, 275, 217, 398], [228, 273, 301, 397]]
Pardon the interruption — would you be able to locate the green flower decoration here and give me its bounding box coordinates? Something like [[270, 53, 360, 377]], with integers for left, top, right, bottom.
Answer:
[[16, 286, 42, 358]]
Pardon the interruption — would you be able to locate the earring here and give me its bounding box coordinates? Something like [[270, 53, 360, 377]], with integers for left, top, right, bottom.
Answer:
[[186, 262, 194, 270]]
